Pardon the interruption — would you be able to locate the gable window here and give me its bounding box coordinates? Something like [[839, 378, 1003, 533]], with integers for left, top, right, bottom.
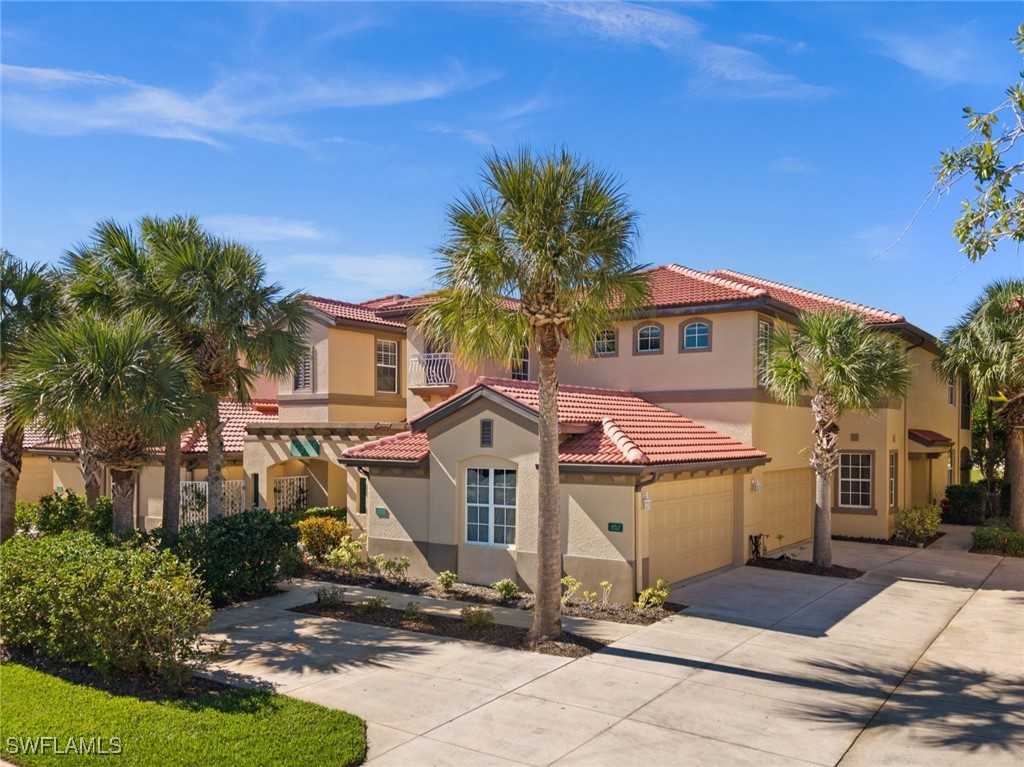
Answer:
[[888, 451, 898, 509], [634, 323, 663, 354], [594, 329, 617, 357], [466, 468, 516, 546], [757, 319, 773, 388], [839, 452, 872, 509], [376, 339, 398, 394], [681, 320, 711, 351], [480, 419, 493, 448], [293, 353, 313, 392], [511, 347, 530, 380]]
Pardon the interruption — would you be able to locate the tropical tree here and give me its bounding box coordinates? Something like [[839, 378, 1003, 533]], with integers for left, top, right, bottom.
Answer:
[[418, 147, 648, 642], [939, 279, 1024, 530], [156, 235, 310, 519], [5, 311, 197, 533], [765, 309, 912, 568], [0, 250, 62, 541]]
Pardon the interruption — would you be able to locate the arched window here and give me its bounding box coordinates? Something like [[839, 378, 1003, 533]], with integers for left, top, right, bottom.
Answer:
[[681, 320, 711, 351], [634, 323, 663, 354]]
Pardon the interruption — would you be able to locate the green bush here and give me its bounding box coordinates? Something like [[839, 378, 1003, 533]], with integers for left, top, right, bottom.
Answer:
[[84, 496, 114, 537], [943, 484, 987, 524], [0, 532, 211, 687], [36, 490, 88, 535], [491, 577, 520, 601], [278, 506, 348, 526], [325, 535, 366, 575], [297, 516, 352, 561], [315, 586, 347, 606], [460, 605, 494, 628], [634, 579, 670, 613], [972, 520, 1024, 556], [893, 505, 942, 544], [166, 509, 298, 606], [13, 500, 40, 532], [436, 569, 458, 592]]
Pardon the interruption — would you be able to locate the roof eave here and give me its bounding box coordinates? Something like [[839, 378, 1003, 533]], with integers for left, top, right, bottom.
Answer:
[[560, 455, 771, 475]]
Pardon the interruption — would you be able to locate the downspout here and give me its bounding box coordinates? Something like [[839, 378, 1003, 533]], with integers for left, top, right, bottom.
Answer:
[[633, 471, 659, 594]]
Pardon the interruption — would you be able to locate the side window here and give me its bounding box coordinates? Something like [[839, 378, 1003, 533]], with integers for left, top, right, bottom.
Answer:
[[634, 323, 663, 354], [293, 352, 313, 392], [376, 339, 398, 394], [510, 347, 530, 380], [681, 320, 711, 351], [757, 319, 773, 388]]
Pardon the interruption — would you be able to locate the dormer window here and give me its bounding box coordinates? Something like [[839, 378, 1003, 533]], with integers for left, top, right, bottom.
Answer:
[[681, 320, 711, 351], [293, 353, 313, 392], [634, 323, 663, 355]]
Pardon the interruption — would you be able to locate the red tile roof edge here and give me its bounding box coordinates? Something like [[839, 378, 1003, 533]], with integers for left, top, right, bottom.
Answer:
[[662, 264, 769, 298], [303, 294, 406, 329]]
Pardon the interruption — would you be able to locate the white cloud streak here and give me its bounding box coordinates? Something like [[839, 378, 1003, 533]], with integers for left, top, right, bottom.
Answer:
[[871, 30, 989, 85], [204, 215, 332, 243], [770, 156, 818, 175], [272, 252, 436, 299]]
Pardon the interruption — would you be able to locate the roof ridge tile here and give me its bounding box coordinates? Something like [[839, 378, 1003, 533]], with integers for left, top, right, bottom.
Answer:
[[664, 264, 768, 298]]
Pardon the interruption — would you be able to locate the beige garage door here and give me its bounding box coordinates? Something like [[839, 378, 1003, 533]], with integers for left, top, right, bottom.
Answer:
[[756, 469, 814, 545], [647, 475, 734, 584]]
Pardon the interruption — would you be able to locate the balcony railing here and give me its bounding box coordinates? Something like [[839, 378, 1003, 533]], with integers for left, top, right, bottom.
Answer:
[[408, 352, 456, 388]]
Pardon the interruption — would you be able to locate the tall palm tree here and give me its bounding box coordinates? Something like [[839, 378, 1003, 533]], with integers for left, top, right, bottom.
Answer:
[[418, 147, 648, 642], [5, 311, 198, 533], [765, 309, 912, 568], [157, 236, 310, 518], [939, 279, 1024, 530], [0, 250, 62, 541]]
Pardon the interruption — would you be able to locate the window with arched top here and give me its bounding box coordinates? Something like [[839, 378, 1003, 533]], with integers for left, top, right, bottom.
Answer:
[[681, 320, 711, 352], [634, 323, 663, 355]]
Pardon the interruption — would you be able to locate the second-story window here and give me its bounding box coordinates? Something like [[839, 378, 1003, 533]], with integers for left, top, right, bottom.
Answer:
[[293, 353, 313, 392], [682, 321, 711, 351], [757, 319, 774, 387], [594, 329, 617, 356], [636, 324, 662, 354], [947, 377, 955, 406], [376, 339, 398, 394], [511, 346, 530, 380]]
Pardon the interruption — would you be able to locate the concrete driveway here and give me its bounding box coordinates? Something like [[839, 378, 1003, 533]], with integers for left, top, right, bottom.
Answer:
[[206, 529, 1023, 766]]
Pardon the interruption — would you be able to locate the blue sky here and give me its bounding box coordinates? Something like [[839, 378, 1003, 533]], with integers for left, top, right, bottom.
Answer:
[[3, 1, 1022, 336]]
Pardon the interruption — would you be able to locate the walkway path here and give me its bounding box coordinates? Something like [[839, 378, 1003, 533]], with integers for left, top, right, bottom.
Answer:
[[205, 533, 1023, 766]]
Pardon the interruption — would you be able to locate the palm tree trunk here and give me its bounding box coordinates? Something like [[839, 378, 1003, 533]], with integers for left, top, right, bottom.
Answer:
[[109, 468, 136, 534], [1004, 394, 1024, 533], [810, 391, 840, 569], [813, 471, 833, 568], [206, 414, 224, 520], [162, 437, 182, 533], [79, 432, 102, 508], [0, 422, 24, 542], [528, 336, 563, 643]]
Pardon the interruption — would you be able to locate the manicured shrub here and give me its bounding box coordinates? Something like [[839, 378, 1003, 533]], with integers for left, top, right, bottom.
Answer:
[[36, 490, 88, 535], [297, 516, 352, 561], [325, 535, 366, 574], [0, 532, 211, 687], [892, 505, 942, 544], [167, 509, 298, 606], [315, 586, 347, 606], [491, 578, 520, 601], [436, 570, 458, 592], [943, 484, 987, 524], [359, 596, 388, 614], [13, 500, 40, 533], [278, 506, 348, 526], [461, 605, 494, 628], [84, 496, 114, 538], [634, 579, 670, 613], [972, 520, 1024, 556], [376, 555, 411, 581]]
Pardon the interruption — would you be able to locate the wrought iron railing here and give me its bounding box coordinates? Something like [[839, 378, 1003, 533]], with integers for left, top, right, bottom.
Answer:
[[179, 479, 245, 526], [408, 352, 456, 388], [273, 476, 307, 513]]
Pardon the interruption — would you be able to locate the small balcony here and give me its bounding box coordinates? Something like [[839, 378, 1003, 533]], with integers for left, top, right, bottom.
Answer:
[[408, 352, 457, 396]]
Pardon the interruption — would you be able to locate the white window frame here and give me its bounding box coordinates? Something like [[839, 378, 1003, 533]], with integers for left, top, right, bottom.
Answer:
[[293, 352, 313, 392], [682, 321, 710, 350], [511, 347, 530, 381], [465, 467, 516, 547], [376, 339, 399, 394], [888, 451, 898, 509], [757, 319, 773, 388], [839, 452, 873, 509], [594, 329, 617, 356], [947, 377, 956, 406], [636, 324, 662, 353], [947, 448, 954, 488]]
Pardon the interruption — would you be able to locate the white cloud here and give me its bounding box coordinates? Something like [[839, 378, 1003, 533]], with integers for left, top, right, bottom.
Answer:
[[871, 29, 989, 85], [1, 62, 498, 147], [770, 156, 818, 175], [540, 1, 702, 50], [204, 215, 332, 243], [739, 33, 807, 55], [694, 44, 833, 99], [273, 252, 436, 299], [421, 121, 493, 147]]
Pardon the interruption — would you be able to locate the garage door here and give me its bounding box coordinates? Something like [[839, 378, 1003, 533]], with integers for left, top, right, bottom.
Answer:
[[647, 475, 735, 584], [755, 469, 814, 545]]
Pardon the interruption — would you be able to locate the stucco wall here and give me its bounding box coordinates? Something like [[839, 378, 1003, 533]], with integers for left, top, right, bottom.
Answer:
[[17, 456, 54, 502]]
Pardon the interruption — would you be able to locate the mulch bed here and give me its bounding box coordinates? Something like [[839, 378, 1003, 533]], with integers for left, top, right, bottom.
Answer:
[[0, 646, 225, 700], [294, 601, 606, 658], [746, 556, 864, 579], [832, 533, 945, 548], [301, 564, 682, 625]]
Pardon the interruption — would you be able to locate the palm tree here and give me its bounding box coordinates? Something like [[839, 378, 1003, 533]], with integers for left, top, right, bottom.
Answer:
[[157, 235, 310, 518], [0, 250, 62, 541], [939, 279, 1024, 531], [765, 309, 912, 568], [418, 147, 648, 642], [5, 311, 198, 533]]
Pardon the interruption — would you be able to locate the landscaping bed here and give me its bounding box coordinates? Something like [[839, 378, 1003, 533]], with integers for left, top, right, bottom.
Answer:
[[293, 600, 607, 658], [970, 519, 1024, 557], [301, 564, 682, 625], [0, 656, 366, 767], [746, 556, 864, 579], [832, 532, 945, 548]]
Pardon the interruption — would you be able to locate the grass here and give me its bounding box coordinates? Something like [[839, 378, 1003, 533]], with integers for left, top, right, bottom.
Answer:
[[0, 663, 366, 767]]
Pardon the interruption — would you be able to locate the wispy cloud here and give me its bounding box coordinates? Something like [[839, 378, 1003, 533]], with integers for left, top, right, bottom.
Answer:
[[770, 156, 818, 175], [204, 215, 332, 243], [740, 33, 807, 55], [273, 252, 435, 298], [421, 121, 494, 147], [497, 94, 555, 121], [1, 62, 497, 147], [533, 2, 830, 101], [870, 29, 989, 85]]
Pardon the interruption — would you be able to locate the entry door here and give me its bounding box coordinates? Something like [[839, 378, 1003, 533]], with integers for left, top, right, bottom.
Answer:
[[910, 459, 930, 507]]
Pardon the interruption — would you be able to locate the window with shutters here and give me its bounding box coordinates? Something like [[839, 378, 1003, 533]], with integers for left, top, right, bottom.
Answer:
[[293, 353, 313, 392]]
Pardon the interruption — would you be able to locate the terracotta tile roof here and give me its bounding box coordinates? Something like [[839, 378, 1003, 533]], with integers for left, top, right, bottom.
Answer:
[[644, 264, 767, 308], [359, 294, 411, 310], [706, 269, 905, 324], [345, 377, 767, 468], [303, 294, 405, 329], [908, 429, 954, 447], [25, 400, 279, 457]]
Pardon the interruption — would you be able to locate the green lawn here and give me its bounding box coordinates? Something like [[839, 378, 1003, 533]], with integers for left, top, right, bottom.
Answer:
[[0, 663, 365, 766]]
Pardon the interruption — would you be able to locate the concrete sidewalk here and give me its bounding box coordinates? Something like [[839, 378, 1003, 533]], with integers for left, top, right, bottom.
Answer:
[[205, 536, 1023, 766]]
